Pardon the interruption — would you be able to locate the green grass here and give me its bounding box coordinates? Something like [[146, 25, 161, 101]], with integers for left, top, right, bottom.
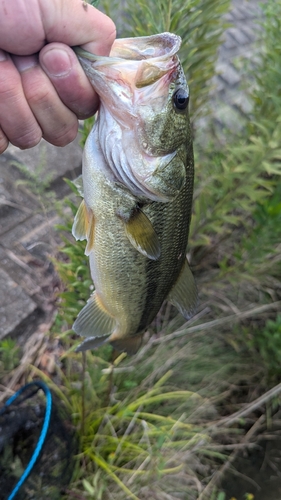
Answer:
[[6, 0, 281, 498]]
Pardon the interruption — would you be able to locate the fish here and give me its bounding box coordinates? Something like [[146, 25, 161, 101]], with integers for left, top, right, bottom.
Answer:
[[71, 32, 198, 355]]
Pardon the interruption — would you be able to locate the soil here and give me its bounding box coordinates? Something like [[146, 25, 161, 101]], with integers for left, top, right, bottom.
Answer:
[[222, 436, 281, 500]]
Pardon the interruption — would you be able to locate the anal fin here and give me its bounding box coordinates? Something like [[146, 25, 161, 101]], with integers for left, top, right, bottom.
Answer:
[[168, 259, 198, 320], [73, 291, 115, 339]]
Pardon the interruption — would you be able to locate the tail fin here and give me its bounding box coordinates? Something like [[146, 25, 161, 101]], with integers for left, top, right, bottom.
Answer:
[[76, 335, 110, 352]]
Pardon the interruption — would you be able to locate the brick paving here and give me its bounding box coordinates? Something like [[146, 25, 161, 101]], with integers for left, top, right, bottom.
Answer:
[[0, 0, 264, 341], [0, 140, 82, 340], [211, 0, 264, 131]]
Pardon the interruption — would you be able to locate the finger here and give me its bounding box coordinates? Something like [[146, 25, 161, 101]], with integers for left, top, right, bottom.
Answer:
[[40, 0, 116, 55], [13, 54, 78, 147], [0, 0, 45, 54], [0, 50, 42, 149], [0, 0, 116, 56], [39, 43, 99, 119], [0, 127, 9, 154]]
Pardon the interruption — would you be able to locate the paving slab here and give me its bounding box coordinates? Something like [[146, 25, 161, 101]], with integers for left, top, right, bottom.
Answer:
[[0, 155, 40, 235], [0, 268, 37, 340], [216, 62, 241, 87], [6, 136, 82, 184], [0, 136, 82, 340], [209, 0, 264, 131]]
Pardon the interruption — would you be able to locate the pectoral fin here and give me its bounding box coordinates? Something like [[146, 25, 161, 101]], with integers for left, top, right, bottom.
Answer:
[[73, 175, 84, 197], [123, 209, 161, 260], [114, 184, 160, 260], [168, 260, 198, 319], [85, 216, 95, 256], [72, 200, 96, 255], [72, 200, 89, 241], [73, 291, 115, 340]]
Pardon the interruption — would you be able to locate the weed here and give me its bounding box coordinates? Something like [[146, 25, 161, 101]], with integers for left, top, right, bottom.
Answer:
[[11, 155, 54, 199], [0, 338, 20, 373], [49, 0, 281, 498], [243, 314, 281, 382]]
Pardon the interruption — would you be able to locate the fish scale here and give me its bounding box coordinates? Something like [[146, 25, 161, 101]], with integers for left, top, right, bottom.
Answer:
[[139, 184, 191, 330], [72, 33, 198, 354]]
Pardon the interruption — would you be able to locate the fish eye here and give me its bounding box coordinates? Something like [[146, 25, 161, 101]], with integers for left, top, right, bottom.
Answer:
[[173, 88, 189, 111]]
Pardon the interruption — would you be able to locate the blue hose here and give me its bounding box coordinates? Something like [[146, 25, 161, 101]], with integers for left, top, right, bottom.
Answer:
[[1, 381, 52, 500]]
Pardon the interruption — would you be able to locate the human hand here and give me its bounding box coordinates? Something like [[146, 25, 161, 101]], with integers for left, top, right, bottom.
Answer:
[[0, 0, 116, 153]]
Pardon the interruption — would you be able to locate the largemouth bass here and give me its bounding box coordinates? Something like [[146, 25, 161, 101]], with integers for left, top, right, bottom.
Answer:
[[72, 32, 197, 354]]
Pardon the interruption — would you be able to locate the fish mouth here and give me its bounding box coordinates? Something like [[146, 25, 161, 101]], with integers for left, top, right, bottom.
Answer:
[[73, 33, 182, 132], [74, 34, 185, 203], [73, 32, 181, 89]]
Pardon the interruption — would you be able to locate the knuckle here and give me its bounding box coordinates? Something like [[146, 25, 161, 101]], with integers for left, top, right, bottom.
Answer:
[[105, 20, 117, 48], [65, 94, 97, 120], [47, 122, 78, 147], [13, 128, 42, 150], [0, 77, 21, 103], [0, 68, 43, 150], [25, 83, 52, 109]]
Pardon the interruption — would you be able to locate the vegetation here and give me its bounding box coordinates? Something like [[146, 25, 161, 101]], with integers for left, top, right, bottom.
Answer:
[[0, 338, 20, 373], [54, 0, 281, 497], [2, 0, 281, 499]]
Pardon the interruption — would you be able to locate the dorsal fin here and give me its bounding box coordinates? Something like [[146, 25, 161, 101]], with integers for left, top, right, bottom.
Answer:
[[168, 259, 198, 319], [73, 291, 115, 339]]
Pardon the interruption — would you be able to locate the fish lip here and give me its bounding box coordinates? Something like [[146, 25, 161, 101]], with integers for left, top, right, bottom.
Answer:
[[73, 46, 120, 65], [73, 32, 181, 65]]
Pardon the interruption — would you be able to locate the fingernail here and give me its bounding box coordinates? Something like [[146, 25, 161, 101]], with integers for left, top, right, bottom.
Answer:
[[13, 55, 38, 72], [0, 50, 7, 62], [41, 49, 72, 77]]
